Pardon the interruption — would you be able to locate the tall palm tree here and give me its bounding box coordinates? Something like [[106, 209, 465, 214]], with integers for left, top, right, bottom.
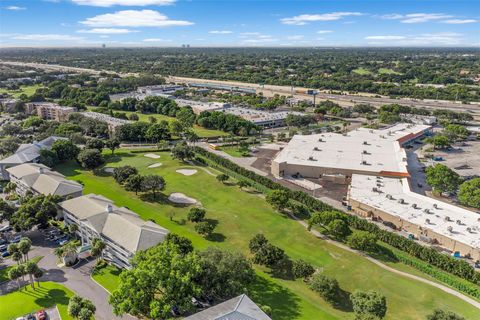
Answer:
[[24, 261, 38, 290], [18, 238, 32, 263], [8, 266, 22, 290], [91, 238, 106, 262]]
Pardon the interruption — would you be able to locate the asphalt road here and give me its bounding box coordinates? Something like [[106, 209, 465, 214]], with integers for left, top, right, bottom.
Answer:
[[0, 229, 135, 320]]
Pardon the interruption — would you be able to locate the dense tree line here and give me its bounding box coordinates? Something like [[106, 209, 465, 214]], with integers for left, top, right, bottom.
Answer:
[[3, 48, 479, 101]]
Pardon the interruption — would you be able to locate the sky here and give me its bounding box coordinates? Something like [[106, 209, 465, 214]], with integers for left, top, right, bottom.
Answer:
[[0, 0, 479, 47]]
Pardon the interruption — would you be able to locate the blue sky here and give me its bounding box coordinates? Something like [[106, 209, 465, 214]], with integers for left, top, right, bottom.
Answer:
[[0, 0, 479, 47]]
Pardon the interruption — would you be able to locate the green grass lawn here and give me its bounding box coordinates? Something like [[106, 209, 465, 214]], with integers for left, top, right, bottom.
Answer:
[[220, 145, 250, 157], [88, 107, 228, 138], [0, 281, 74, 320], [55, 151, 480, 320], [0, 256, 43, 283], [91, 264, 122, 293], [352, 68, 372, 75], [0, 84, 43, 98], [378, 68, 402, 75]]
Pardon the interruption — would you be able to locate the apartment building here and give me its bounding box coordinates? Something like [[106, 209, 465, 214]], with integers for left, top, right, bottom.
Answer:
[[6, 163, 83, 198], [60, 194, 169, 268], [25, 102, 76, 122]]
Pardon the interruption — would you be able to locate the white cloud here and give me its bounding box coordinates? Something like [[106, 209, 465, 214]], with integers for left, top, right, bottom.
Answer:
[[3, 6, 26, 10], [365, 35, 406, 40], [442, 19, 477, 24], [317, 30, 333, 34], [281, 12, 362, 25], [72, 0, 175, 7], [239, 32, 277, 44], [80, 10, 194, 27], [143, 38, 171, 42], [286, 35, 304, 40], [77, 28, 137, 34], [380, 13, 452, 23], [99, 35, 109, 38], [366, 32, 464, 46], [209, 30, 233, 34], [12, 34, 84, 41]]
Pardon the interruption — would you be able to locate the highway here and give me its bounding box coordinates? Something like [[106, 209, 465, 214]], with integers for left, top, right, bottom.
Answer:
[[2, 60, 479, 116], [167, 75, 480, 115]]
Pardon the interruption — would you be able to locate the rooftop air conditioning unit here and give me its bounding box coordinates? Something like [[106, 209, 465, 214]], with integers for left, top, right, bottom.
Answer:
[[308, 156, 315, 161], [313, 147, 319, 151], [318, 138, 323, 142], [447, 226, 453, 233], [361, 160, 368, 165], [363, 141, 368, 145], [433, 203, 438, 209], [445, 216, 451, 222], [423, 208, 430, 214], [466, 227, 472, 233], [412, 203, 417, 209], [386, 194, 393, 200], [456, 220, 462, 225], [398, 198, 405, 204], [372, 187, 378, 192], [362, 150, 368, 154], [425, 218, 430, 224]]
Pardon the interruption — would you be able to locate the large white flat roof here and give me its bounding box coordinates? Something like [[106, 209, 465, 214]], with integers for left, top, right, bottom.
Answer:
[[349, 174, 480, 250], [273, 123, 431, 175]]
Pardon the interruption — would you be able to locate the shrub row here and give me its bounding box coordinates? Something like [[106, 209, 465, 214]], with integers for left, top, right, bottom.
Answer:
[[194, 147, 480, 286], [393, 250, 480, 299]]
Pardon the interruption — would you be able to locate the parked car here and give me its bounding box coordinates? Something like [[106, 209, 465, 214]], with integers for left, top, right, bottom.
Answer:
[[0, 244, 8, 252], [1, 251, 10, 257], [9, 235, 22, 244], [35, 310, 46, 320], [0, 225, 12, 233], [58, 239, 69, 246]]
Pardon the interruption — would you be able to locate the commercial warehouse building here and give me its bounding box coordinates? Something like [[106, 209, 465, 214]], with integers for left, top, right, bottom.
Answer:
[[272, 123, 432, 179], [60, 194, 169, 268], [6, 163, 83, 198], [348, 174, 480, 260]]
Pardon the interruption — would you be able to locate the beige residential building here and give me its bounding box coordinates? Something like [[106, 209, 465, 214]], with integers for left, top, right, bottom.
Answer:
[[60, 194, 169, 268], [26, 102, 76, 122], [6, 163, 83, 198]]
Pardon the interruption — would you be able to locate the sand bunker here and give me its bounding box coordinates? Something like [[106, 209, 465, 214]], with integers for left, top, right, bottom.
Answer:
[[176, 169, 198, 176], [148, 163, 163, 168], [103, 167, 115, 173], [168, 193, 197, 204], [144, 153, 161, 159]]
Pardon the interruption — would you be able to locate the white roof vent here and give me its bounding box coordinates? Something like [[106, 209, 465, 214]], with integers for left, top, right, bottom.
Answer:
[[363, 141, 368, 145], [433, 203, 438, 209], [425, 218, 430, 224], [456, 220, 462, 225], [423, 208, 431, 214], [445, 216, 451, 222], [38, 167, 45, 174], [106, 204, 113, 213], [386, 194, 393, 200], [398, 198, 405, 204], [411, 203, 417, 209], [447, 226, 453, 233]]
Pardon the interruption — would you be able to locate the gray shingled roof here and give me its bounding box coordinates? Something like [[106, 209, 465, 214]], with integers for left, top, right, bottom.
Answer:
[[6, 163, 83, 197], [0, 136, 67, 165], [59, 194, 169, 254], [185, 295, 271, 320]]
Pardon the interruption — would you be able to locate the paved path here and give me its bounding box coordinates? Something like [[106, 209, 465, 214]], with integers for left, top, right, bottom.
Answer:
[[289, 213, 480, 310], [0, 230, 135, 320]]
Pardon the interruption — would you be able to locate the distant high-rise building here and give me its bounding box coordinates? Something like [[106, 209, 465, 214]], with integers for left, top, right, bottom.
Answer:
[[102, 43, 106, 48], [182, 44, 186, 48], [186, 44, 190, 48]]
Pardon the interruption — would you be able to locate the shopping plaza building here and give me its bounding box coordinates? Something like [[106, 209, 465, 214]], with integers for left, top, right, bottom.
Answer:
[[272, 123, 480, 259]]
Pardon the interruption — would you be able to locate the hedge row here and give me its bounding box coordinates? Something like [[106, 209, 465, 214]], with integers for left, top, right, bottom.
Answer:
[[392, 249, 480, 299], [194, 147, 480, 286]]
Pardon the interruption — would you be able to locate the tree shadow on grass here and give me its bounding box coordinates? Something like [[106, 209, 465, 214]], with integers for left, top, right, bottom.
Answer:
[[368, 245, 399, 264], [34, 288, 69, 308], [334, 288, 353, 312], [248, 274, 301, 320], [139, 192, 197, 208], [104, 152, 135, 163]]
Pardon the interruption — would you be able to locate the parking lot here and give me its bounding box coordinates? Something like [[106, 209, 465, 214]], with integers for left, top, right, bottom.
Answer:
[[418, 139, 480, 178]]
